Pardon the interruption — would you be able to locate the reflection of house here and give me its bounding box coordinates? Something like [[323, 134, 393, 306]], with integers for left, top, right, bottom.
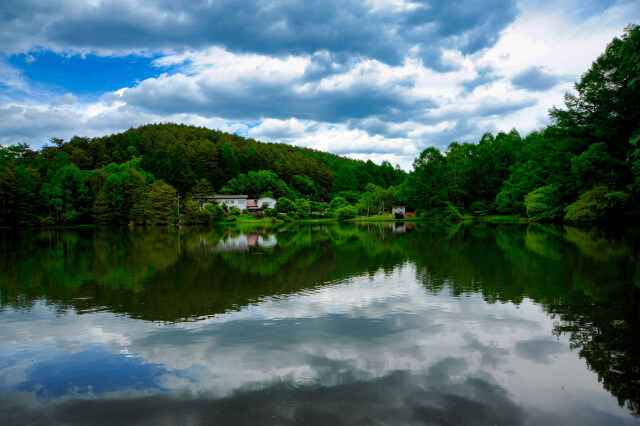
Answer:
[[390, 223, 406, 233], [391, 206, 406, 214], [215, 232, 278, 252]]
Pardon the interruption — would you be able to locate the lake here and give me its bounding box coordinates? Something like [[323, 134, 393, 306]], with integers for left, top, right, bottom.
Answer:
[[0, 222, 639, 425]]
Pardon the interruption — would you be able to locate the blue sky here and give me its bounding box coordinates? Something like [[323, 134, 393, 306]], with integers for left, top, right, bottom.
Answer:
[[0, 0, 638, 168]]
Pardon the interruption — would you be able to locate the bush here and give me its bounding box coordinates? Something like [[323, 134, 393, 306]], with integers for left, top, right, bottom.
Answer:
[[335, 206, 358, 221], [294, 198, 311, 217], [203, 203, 225, 221], [225, 216, 237, 222], [419, 203, 461, 221], [280, 214, 293, 222], [469, 200, 489, 216], [442, 203, 462, 221], [229, 206, 241, 216], [253, 211, 265, 219], [275, 197, 294, 214], [524, 185, 563, 221], [564, 186, 629, 222], [329, 196, 349, 211], [263, 208, 275, 217]]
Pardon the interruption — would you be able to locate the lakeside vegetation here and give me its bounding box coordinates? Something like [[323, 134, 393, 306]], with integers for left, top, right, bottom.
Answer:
[[0, 25, 638, 227]]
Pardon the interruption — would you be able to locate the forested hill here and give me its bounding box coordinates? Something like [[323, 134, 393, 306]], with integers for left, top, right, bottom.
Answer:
[[0, 122, 405, 225]]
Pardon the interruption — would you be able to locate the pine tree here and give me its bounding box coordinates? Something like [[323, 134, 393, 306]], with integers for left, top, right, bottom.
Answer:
[[91, 190, 111, 224]]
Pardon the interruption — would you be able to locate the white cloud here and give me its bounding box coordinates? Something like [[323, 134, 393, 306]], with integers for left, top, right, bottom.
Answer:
[[0, 0, 637, 169]]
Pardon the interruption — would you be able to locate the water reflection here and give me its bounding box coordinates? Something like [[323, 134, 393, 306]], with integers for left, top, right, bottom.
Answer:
[[0, 223, 639, 424]]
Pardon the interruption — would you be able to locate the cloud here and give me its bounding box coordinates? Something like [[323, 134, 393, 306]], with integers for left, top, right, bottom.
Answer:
[[0, 359, 525, 425], [0, 0, 518, 70], [50, 93, 77, 106], [461, 66, 500, 93], [514, 337, 567, 364], [0, 0, 637, 168], [463, 334, 510, 368], [511, 66, 565, 91]]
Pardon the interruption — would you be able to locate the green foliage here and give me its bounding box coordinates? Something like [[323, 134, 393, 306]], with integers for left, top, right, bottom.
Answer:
[[570, 143, 620, 190], [135, 180, 178, 224], [228, 206, 241, 216], [275, 197, 294, 214], [334, 205, 358, 221], [203, 203, 225, 221], [469, 201, 488, 216], [329, 196, 349, 211], [442, 203, 462, 221], [222, 170, 293, 199], [524, 185, 564, 221], [564, 186, 630, 222], [191, 178, 213, 202], [91, 190, 111, 224], [183, 200, 201, 224], [294, 198, 311, 217], [333, 165, 358, 193]]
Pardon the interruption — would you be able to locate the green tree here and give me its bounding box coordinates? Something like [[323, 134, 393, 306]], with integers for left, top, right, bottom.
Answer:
[[333, 165, 358, 193], [329, 196, 349, 211], [0, 163, 16, 224], [136, 180, 178, 224], [91, 190, 111, 223], [294, 198, 311, 217], [275, 197, 294, 214]]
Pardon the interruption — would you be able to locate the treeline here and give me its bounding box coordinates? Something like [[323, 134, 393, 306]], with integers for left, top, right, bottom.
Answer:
[[401, 25, 640, 222]]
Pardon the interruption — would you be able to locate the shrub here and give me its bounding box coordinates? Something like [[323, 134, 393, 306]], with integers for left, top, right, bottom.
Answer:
[[203, 203, 224, 221], [335, 206, 358, 221], [329, 196, 349, 211], [469, 200, 489, 216], [524, 185, 563, 221], [294, 198, 311, 217], [442, 203, 462, 221], [275, 197, 294, 214], [253, 211, 265, 219], [229, 206, 241, 216], [564, 186, 629, 222]]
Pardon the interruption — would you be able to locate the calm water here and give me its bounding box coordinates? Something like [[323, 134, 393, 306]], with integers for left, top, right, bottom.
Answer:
[[0, 222, 639, 425]]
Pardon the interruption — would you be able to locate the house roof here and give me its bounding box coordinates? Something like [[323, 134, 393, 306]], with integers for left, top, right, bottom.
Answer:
[[247, 199, 259, 208], [210, 195, 248, 199]]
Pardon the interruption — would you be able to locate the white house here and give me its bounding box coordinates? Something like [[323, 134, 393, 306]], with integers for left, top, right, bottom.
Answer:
[[202, 195, 248, 209], [391, 206, 406, 214], [257, 197, 276, 209]]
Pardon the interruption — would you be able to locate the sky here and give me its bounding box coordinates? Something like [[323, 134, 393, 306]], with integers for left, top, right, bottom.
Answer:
[[0, 0, 638, 169]]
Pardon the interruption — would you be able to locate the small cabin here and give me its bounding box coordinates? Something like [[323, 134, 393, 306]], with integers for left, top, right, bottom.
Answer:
[[391, 206, 406, 214]]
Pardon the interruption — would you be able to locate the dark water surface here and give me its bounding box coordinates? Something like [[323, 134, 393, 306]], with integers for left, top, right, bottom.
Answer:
[[0, 222, 639, 425]]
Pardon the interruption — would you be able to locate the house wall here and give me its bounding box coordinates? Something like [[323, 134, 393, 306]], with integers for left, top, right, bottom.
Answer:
[[391, 206, 406, 214], [257, 197, 276, 209], [215, 198, 247, 208]]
